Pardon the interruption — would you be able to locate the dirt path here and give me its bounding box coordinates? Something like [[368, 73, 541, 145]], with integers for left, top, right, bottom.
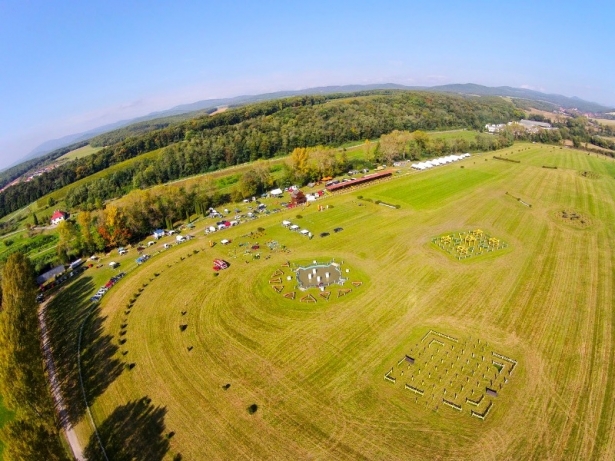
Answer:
[[39, 300, 86, 461]]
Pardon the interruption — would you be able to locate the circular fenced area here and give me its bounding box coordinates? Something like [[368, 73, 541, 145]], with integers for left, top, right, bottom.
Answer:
[[267, 259, 362, 302], [432, 229, 509, 261]]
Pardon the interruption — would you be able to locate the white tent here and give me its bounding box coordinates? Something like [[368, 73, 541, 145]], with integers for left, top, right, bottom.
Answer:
[[271, 188, 283, 196], [282, 220, 292, 226], [300, 229, 310, 235], [221, 239, 230, 245], [290, 224, 300, 230]]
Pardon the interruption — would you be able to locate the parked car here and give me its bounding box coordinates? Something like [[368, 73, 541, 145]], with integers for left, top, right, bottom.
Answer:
[[334, 227, 344, 233]]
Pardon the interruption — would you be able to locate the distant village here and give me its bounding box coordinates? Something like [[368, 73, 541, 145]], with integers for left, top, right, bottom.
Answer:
[[0, 163, 60, 193]]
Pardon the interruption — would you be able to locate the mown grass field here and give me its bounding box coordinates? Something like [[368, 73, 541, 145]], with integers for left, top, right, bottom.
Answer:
[[50, 142, 615, 459]]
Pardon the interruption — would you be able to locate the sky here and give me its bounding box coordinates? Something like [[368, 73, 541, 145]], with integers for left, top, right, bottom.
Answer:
[[0, 0, 614, 170]]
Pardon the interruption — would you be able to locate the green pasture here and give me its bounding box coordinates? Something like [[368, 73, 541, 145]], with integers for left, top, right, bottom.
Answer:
[[427, 129, 479, 141], [58, 144, 102, 162], [45, 143, 615, 459], [371, 167, 495, 209]]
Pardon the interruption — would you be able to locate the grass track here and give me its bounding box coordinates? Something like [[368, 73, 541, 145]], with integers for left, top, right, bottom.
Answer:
[[52, 142, 615, 459]]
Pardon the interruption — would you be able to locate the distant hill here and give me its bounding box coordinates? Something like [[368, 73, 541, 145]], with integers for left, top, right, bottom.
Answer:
[[16, 83, 613, 169], [428, 83, 611, 113]]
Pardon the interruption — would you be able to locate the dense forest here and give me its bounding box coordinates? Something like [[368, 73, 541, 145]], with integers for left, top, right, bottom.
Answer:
[[0, 91, 522, 219]]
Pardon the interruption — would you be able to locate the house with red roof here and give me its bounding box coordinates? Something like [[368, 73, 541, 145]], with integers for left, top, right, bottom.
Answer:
[[50, 210, 69, 225]]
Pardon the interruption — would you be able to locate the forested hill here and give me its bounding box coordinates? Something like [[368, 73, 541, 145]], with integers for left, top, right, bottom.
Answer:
[[0, 90, 522, 218]]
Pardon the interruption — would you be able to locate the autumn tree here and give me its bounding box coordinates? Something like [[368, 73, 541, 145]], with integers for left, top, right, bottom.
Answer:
[[0, 253, 54, 422], [412, 130, 430, 153], [56, 220, 80, 262], [0, 253, 66, 460], [237, 161, 272, 198], [380, 130, 412, 163], [1, 419, 67, 461], [288, 147, 310, 178], [76, 211, 93, 253], [97, 205, 131, 249]]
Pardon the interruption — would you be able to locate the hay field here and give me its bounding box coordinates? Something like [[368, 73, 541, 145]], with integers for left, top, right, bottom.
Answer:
[[593, 118, 615, 127], [63, 143, 615, 459]]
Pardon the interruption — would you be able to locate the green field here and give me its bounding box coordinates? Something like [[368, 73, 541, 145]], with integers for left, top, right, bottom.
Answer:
[[48, 142, 615, 459], [0, 395, 14, 459], [37, 148, 165, 207], [58, 144, 102, 162]]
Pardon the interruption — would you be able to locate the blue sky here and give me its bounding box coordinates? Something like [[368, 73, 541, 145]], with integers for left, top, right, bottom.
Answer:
[[0, 0, 613, 169]]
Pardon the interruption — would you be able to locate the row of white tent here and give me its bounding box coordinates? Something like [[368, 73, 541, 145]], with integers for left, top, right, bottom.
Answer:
[[411, 153, 470, 171], [282, 221, 312, 237]]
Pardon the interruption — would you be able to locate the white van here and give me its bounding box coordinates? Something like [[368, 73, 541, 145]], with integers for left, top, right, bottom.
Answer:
[[176, 235, 186, 243]]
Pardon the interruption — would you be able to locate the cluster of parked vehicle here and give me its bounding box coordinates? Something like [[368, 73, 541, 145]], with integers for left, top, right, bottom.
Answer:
[[90, 272, 125, 303], [320, 227, 343, 238]]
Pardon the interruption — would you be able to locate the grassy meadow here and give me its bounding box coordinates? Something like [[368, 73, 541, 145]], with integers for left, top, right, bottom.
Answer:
[[48, 142, 615, 459], [58, 144, 102, 162]]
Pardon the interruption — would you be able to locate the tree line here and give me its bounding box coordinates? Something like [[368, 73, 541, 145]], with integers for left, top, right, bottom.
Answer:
[[0, 90, 521, 219], [0, 253, 67, 460]]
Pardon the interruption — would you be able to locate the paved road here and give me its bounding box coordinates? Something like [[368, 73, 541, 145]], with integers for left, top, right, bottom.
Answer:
[[39, 300, 86, 461]]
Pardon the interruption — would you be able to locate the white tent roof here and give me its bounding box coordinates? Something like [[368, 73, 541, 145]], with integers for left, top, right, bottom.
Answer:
[[271, 188, 283, 195], [290, 224, 300, 230], [282, 220, 291, 225], [300, 229, 309, 234]]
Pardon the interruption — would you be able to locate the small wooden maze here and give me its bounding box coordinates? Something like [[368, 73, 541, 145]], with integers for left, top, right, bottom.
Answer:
[[432, 229, 508, 260], [384, 330, 517, 420]]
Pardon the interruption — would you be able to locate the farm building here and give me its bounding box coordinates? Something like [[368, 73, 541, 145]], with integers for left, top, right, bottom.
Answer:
[[50, 210, 69, 225], [36, 265, 65, 286], [290, 189, 307, 205], [325, 171, 392, 192], [518, 119, 552, 132]]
